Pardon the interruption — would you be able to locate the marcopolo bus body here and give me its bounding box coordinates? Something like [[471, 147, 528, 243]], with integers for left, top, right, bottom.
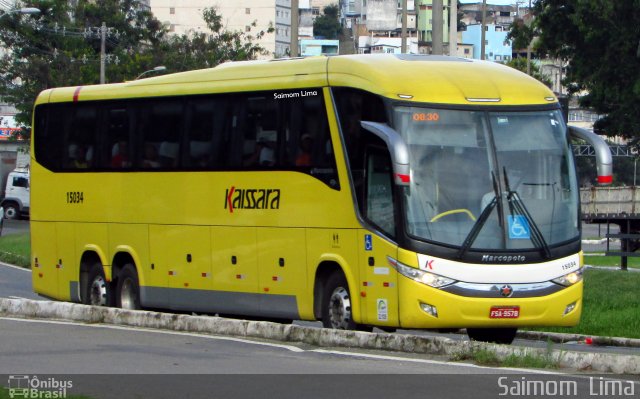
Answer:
[[31, 54, 611, 343]]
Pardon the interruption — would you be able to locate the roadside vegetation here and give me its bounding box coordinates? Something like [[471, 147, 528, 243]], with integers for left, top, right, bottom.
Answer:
[[584, 253, 640, 269], [527, 268, 640, 339], [0, 232, 30, 268], [450, 341, 560, 369]]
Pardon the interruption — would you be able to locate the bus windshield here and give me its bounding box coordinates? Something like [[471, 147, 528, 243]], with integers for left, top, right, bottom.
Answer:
[[394, 106, 579, 252]]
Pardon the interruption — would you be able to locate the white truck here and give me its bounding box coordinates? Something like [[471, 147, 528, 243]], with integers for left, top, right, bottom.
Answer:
[[1, 167, 29, 220]]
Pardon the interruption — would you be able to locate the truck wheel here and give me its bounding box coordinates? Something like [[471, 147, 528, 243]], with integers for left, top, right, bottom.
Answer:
[[467, 328, 518, 344], [116, 264, 141, 310], [322, 272, 357, 330], [3, 203, 19, 220], [84, 263, 111, 306]]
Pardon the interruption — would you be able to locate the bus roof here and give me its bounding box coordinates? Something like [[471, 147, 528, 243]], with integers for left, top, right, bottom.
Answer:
[[36, 54, 556, 107]]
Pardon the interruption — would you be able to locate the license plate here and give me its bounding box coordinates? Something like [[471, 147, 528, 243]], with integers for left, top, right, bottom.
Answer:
[[489, 306, 520, 319]]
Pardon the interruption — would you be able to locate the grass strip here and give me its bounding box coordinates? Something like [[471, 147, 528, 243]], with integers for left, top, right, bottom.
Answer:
[[0, 233, 30, 268]]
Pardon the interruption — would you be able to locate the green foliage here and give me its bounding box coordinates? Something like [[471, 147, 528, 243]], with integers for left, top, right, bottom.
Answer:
[[529, 0, 640, 140], [528, 268, 640, 339], [0, 2, 271, 138], [506, 57, 552, 87], [158, 8, 273, 71], [313, 4, 341, 39], [0, 232, 30, 268]]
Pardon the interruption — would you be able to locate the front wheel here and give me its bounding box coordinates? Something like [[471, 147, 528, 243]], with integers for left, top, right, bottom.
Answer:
[[321, 273, 357, 330], [466, 328, 518, 344], [116, 264, 141, 310]]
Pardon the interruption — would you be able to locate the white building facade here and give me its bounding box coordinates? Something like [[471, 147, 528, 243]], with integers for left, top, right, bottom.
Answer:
[[149, 0, 295, 58]]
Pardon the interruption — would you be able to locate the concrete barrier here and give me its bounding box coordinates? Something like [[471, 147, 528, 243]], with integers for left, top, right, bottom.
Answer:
[[1, 298, 639, 374]]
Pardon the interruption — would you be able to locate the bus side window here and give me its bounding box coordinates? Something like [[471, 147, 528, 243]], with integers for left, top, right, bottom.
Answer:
[[141, 99, 183, 169], [104, 107, 132, 169]]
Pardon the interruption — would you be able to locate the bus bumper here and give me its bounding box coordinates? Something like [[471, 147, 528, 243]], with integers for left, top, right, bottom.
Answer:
[[397, 277, 582, 329]]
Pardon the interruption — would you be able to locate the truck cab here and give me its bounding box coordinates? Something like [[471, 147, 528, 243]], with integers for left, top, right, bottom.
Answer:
[[2, 168, 30, 220]]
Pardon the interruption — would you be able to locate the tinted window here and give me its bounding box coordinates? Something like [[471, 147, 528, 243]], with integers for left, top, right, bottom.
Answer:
[[32, 89, 339, 189]]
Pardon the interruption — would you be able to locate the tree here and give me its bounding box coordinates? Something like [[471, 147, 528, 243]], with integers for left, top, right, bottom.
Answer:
[[0, 2, 272, 138], [506, 57, 552, 87], [0, 0, 166, 138], [313, 4, 341, 39], [525, 0, 640, 141], [157, 7, 273, 72]]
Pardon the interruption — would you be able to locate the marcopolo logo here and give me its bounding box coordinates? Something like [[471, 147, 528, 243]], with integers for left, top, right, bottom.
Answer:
[[7, 375, 73, 398], [224, 186, 281, 213]]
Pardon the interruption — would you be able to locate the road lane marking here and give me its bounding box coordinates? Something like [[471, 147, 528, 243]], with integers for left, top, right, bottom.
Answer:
[[0, 262, 31, 272], [0, 316, 305, 353], [0, 316, 584, 375]]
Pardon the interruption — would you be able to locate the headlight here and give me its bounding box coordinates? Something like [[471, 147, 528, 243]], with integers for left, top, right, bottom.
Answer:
[[552, 268, 583, 287], [388, 257, 456, 288]]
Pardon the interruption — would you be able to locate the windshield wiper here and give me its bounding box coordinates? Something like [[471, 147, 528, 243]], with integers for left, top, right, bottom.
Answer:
[[503, 167, 552, 259], [457, 171, 502, 259]]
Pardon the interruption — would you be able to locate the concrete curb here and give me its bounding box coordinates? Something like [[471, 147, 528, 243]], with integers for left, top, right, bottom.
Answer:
[[1, 298, 639, 374]]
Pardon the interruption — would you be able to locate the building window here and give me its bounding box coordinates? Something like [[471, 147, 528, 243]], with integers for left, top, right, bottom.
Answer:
[[495, 55, 502, 61], [485, 40, 488, 45], [246, 26, 251, 32], [169, 7, 175, 15], [277, 10, 280, 17], [312, 7, 320, 15], [169, 24, 175, 32], [246, 8, 250, 14], [464, 48, 469, 54]]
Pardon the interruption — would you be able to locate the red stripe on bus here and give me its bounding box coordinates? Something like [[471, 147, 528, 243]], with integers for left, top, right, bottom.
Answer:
[[73, 86, 83, 102]]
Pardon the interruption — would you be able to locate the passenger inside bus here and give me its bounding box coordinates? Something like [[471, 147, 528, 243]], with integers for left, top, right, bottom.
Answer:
[[111, 141, 130, 168], [295, 134, 313, 166], [143, 143, 161, 168]]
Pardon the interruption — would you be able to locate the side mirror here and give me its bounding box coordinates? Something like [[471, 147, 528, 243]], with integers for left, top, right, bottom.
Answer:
[[360, 121, 410, 186], [568, 126, 613, 185]]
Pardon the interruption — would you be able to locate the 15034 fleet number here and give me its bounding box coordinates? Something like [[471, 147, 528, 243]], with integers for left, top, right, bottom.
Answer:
[[66, 191, 84, 204]]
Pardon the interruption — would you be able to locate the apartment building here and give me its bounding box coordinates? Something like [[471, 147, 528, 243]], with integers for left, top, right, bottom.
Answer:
[[149, 0, 293, 57]]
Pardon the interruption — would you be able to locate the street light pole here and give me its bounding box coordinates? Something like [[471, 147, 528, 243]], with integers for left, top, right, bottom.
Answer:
[[135, 66, 167, 80], [0, 7, 41, 19]]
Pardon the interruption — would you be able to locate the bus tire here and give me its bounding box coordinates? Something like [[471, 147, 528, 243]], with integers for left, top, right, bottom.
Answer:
[[321, 272, 357, 330], [84, 263, 111, 307], [116, 264, 141, 310], [466, 327, 517, 345]]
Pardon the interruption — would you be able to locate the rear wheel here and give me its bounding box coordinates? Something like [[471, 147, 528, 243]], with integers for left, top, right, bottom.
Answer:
[[322, 273, 357, 330], [84, 263, 111, 306], [466, 327, 518, 344], [116, 264, 141, 310]]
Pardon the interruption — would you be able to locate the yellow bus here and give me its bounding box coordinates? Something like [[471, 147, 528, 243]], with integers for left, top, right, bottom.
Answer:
[[31, 54, 612, 344]]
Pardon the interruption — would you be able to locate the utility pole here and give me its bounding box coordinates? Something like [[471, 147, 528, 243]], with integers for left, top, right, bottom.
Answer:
[[401, 0, 407, 53], [480, 0, 486, 60], [100, 22, 106, 84], [432, 0, 443, 55], [290, 0, 299, 57], [449, 0, 457, 56]]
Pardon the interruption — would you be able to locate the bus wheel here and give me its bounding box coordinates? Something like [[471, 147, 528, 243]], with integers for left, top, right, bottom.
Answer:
[[466, 328, 518, 345], [116, 264, 141, 310], [322, 272, 356, 330], [85, 263, 110, 307]]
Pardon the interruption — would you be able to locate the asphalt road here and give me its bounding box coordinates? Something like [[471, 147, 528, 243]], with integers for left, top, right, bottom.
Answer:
[[0, 219, 29, 237], [0, 316, 622, 399]]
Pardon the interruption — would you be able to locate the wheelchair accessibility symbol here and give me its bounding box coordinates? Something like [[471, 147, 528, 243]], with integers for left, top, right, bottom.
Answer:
[[508, 215, 531, 240]]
